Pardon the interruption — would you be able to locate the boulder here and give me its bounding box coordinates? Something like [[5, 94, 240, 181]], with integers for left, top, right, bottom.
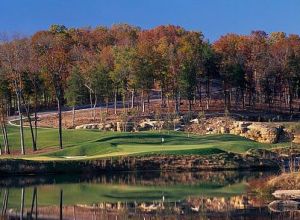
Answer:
[[115, 122, 134, 132], [293, 133, 300, 144], [98, 123, 105, 130], [220, 127, 229, 134], [104, 123, 113, 130], [75, 125, 84, 129], [138, 119, 164, 131], [187, 116, 294, 144], [272, 190, 300, 200], [269, 200, 300, 213], [190, 118, 199, 124], [278, 128, 294, 142], [243, 123, 279, 144], [116, 122, 123, 132], [75, 123, 98, 130]]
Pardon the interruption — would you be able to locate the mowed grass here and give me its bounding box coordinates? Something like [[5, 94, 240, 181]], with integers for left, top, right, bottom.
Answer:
[[0, 126, 272, 160]]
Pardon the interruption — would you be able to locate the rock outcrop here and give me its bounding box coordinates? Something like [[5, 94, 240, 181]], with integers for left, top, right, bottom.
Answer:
[[74, 116, 294, 144], [75, 121, 135, 132], [75, 123, 100, 130], [187, 117, 293, 144], [293, 133, 300, 144], [230, 122, 282, 144]]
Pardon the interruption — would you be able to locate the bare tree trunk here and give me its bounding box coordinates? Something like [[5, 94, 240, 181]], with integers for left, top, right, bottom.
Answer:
[[93, 93, 97, 122], [141, 91, 145, 113], [16, 91, 25, 155], [131, 90, 134, 109], [35, 188, 38, 220], [1, 124, 9, 154], [57, 97, 63, 149], [242, 89, 245, 110], [147, 93, 151, 111], [34, 86, 38, 149], [188, 100, 192, 112], [114, 90, 117, 115], [174, 91, 179, 114], [289, 95, 293, 114], [122, 93, 126, 113], [194, 88, 197, 104], [99, 105, 103, 123], [73, 205, 76, 220], [52, 73, 64, 150], [22, 95, 37, 151], [1, 189, 8, 215], [60, 189, 63, 220], [229, 88, 232, 109], [198, 83, 202, 107], [89, 89, 93, 118], [20, 188, 25, 220], [72, 106, 75, 128], [205, 78, 210, 110], [27, 115, 36, 151], [30, 187, 37, 218], [167, 95, 170, 112], [178, 91, 181, 107], [106, 98, 109, 114], [161, 88, 166, 107], [224, 90, 227, 110]]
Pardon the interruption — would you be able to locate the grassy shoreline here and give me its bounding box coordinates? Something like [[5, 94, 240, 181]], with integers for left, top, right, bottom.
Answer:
[[1, 126, 273, 158], [0, 152, 280, 175], [0, 126, 283, 174]]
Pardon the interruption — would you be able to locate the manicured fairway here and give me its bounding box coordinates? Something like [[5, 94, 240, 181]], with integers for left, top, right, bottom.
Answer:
[[0, 126, 272, 160]]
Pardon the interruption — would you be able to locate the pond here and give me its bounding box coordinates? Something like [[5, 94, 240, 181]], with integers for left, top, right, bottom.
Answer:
[[0, 171, 298, 220]]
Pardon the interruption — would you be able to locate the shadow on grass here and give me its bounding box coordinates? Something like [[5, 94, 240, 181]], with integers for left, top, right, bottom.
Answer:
[[94, 133, 250, 145], [135, 148, 226, 156]]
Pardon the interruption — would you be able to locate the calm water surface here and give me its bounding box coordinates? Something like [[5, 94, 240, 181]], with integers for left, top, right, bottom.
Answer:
[[0, 171, 298, 220]]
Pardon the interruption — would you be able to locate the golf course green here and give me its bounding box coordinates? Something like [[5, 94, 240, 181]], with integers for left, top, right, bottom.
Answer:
[[0, 126, 272, 160]]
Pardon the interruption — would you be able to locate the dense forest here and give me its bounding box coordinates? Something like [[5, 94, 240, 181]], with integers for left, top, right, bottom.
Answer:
[[1, 24, 300, 154]]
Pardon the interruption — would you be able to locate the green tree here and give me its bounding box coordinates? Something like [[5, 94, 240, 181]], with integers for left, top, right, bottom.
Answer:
[[110, 46, 135, 114], [65, 67, 86, 127], [178, 31, 204, 111]]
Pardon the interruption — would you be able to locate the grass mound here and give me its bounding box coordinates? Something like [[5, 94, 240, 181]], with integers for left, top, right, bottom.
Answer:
[[0, 126, 271, 160], [44, 132, 269, 159]]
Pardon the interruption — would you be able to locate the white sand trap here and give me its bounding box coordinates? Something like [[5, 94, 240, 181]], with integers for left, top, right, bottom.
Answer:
[[63, 156, 87, 159]]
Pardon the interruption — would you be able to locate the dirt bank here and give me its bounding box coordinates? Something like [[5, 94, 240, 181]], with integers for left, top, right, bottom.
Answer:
[[0, 153, 280, 175], [268, 172, 300, 190]]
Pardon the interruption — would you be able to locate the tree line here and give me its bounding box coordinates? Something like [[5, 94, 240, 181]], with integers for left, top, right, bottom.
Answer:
[[1, 24, 300, 154]]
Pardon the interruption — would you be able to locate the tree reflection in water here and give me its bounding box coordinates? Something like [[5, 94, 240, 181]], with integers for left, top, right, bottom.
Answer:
[[0, 171, 298, 220]]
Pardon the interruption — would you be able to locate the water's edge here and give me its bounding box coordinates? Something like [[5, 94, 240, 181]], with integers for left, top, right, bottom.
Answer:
[[0, 153, 280, 175]]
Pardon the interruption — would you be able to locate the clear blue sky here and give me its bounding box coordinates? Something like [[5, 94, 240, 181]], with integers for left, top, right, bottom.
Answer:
[[0, 0, 299, 42]]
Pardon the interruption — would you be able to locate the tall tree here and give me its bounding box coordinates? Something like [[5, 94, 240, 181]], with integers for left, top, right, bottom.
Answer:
[[178, 31, 204, 111], [65, 67, 86, 127], [110, 46, 135, 114], [32, 25, 72, 149], [0, 73, 10, 154], [0, 38, 29, 154]]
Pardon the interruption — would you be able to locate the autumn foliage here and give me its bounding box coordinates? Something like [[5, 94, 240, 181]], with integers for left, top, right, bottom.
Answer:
[[1, 24, 300, 153]]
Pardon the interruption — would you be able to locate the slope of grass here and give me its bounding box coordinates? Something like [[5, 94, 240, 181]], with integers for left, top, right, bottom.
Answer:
[[43, 132, 270, 159], [2, 126, 105, 150], [0, 126, 272, 160]]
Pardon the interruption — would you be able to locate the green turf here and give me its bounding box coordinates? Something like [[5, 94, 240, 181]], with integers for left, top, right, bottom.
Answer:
[[0, 126, 272, 160]]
